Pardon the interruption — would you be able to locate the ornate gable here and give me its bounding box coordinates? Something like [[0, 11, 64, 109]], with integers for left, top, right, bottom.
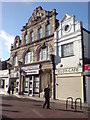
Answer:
[[22, 6, 54, 31], [28, 6, 47, 25]]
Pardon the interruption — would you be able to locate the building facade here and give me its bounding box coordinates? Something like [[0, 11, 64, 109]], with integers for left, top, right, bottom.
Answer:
[[9, 6, 59, 98], [54, 14, 90, 103], [0, 59, 9, 94]]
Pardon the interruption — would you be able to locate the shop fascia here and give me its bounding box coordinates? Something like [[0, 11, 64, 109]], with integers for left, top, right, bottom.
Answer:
[[58, 67, 82, 74], [21, 64, 40, 75]]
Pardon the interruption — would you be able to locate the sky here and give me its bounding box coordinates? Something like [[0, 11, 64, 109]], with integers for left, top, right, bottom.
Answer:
[[0, 2, 89, 61]]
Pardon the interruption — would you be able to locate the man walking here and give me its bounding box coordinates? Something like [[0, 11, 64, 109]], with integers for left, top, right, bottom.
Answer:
[[43, 84, 50, 109]]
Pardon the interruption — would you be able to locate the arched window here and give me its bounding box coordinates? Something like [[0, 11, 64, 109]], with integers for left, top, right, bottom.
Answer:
[[38, 47, 50, 61], [14, 56, 18, 66], [46, 24, 50, 37], [24, 52, 33, 64]]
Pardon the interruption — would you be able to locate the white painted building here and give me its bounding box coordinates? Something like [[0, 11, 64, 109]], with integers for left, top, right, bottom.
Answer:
[[54, 14, 90, 103], [0, 70, 9, 94]]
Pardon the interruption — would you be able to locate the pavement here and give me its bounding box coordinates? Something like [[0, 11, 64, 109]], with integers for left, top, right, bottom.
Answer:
[[0, 91, 88, 108], [1, 95, 89, 119]]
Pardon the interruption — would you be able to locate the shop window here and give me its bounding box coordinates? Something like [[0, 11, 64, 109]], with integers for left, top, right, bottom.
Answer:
[[24, 52, 33, 64], [0, 80, 4, 88], [46, 24, 50, 37], [25, 81, 28, 88], [38, 27, 42, 39], [61, 42, 74, 57]]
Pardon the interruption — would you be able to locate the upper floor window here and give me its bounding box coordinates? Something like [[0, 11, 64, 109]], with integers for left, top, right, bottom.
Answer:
[[30, 31, 34, 42], [24, 34, 28, 44], [38, 48, 50, 61], [16, 42, 18, 48], [38, 27, 42, 39], [46, 24, 50, 37], [61, 42, 74, 58], [14, 56, 18, 66], [24, 52, 33, 64], [57, 31, 60, 40]]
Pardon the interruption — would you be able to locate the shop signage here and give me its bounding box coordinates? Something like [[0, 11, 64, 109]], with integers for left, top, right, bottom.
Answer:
[[26, 70, 39, 75], [22, 64, 40, 71], [84, 64, 90, 71], [58, 67, 82, 74]]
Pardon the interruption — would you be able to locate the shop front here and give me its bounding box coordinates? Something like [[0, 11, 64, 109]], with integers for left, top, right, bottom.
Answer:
[[22, 64, 40, 97], [55, 67, 84, 102]]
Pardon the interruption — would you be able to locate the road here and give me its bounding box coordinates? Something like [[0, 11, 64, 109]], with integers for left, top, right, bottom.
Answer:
[[0, 95, 88, 119]]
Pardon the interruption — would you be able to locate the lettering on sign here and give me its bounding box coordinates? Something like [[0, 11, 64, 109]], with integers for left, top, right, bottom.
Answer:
[[58, 67, 82, 74]]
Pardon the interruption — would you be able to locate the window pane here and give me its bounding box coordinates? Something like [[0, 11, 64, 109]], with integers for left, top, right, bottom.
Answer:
[[24, 52, 33, 64], [14, 56, 18, 66], [38, 48, 50, 61], [61, 43, 74, 57], [30, 32, 34, 42], [25, 34, 28, 43], [38, 28, 42, 39], [46, 24, 50, 36]]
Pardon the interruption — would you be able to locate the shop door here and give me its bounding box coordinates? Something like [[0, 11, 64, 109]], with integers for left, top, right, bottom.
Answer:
[[33, 76, 39, 96], [29, 76, 33, 96]]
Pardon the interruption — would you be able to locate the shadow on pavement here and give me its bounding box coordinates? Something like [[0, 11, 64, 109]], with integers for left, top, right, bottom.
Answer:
[[3, 109, 19, 113], [1, 104, 13, 107], [54, 108, 84, 113]]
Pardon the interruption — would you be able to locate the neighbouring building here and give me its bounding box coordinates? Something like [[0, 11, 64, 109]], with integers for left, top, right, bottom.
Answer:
[[54, 14, 90, 103], [8, 6, 59, 98], [0, 59, 10, 94]]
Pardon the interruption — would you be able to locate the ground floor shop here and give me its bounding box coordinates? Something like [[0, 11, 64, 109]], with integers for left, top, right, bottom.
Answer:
[[20, 63, 53, 98], [55, 67, 85, 103]]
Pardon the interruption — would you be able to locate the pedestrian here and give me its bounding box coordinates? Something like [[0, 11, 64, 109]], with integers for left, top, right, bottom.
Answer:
[[43, 83, 50, 109], [11, 83, 14, 94], [8, 85, 11, 95]]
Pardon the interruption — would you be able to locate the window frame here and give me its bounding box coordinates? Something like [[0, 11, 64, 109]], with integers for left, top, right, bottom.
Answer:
[[30, 31, 34, 42], [46, 24, 50, 37], [61, 42, 74, 58], [24, 34, 28, 44], [38, 27, 42, 39], [24, 52, 33, 64], [38, 47, 50, 61]]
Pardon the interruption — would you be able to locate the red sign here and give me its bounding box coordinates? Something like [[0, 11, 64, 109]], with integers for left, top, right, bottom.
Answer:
[[84, 64, 90, 71]]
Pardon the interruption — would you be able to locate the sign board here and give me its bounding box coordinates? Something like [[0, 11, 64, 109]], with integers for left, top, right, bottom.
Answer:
[[84, 64, 90, 71], [26, 70, 39, 75], [58, 67, 82, 74], [22, 64, 40, 71]]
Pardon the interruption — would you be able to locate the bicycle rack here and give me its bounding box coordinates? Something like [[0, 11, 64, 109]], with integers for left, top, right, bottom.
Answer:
[[75, 98, 82, 111], [66, 97, 73, 109]]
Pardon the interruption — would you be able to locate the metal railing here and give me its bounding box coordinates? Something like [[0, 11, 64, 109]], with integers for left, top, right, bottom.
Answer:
[[66, 97, 82, 111]]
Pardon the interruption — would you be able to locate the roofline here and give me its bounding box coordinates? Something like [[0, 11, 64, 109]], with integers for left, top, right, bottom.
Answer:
[[82, 28, 90, 34]]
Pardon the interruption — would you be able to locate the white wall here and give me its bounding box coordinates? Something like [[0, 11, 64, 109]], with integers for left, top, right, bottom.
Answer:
[[54, 14, 83, 69], [0, 70, 9, 93]]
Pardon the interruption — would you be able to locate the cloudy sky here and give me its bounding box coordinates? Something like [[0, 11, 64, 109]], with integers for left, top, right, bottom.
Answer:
[[0, 2, 89, 61]]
